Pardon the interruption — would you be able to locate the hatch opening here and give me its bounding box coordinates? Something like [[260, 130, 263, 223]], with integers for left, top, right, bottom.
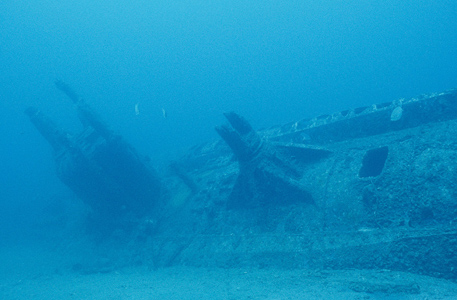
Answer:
[[359, 146, 388, 178]]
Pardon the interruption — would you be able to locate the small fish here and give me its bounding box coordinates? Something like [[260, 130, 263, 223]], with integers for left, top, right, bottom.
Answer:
[[390, 106, 403, 121], [135, 103, 140, 115], [162, 108, 167, 119], [357, 227, 375, 232]]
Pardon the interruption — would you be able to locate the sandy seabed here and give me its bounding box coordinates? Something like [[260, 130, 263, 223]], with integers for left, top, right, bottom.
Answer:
[[1, 245, 457, 300]]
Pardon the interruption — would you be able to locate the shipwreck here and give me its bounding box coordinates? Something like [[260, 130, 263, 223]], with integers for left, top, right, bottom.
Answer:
[[26, 83, 457, 279]]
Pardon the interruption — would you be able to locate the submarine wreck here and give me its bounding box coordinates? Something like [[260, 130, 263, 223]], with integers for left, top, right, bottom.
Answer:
[[26, 82, 457, 280]]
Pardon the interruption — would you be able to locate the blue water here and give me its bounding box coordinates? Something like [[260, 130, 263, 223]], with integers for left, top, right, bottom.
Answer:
[[1, 0, 457, 296]]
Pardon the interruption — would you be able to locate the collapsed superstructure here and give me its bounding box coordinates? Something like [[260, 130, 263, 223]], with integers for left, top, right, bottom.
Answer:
[[26, 84, 457, 279], [26, 81, 163, 230]]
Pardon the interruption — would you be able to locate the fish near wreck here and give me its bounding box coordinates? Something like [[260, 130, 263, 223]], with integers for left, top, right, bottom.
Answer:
[[25, 81, 164, 232], [26, 85, 457, 280]]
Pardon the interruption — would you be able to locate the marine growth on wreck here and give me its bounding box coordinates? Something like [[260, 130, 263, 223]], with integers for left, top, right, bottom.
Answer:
[[27, 83, 457, 279]]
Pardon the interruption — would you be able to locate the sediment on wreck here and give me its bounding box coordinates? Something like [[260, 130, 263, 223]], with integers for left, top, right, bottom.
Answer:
[[154, 89, 457, 280], [26, 84, 457, 279]]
